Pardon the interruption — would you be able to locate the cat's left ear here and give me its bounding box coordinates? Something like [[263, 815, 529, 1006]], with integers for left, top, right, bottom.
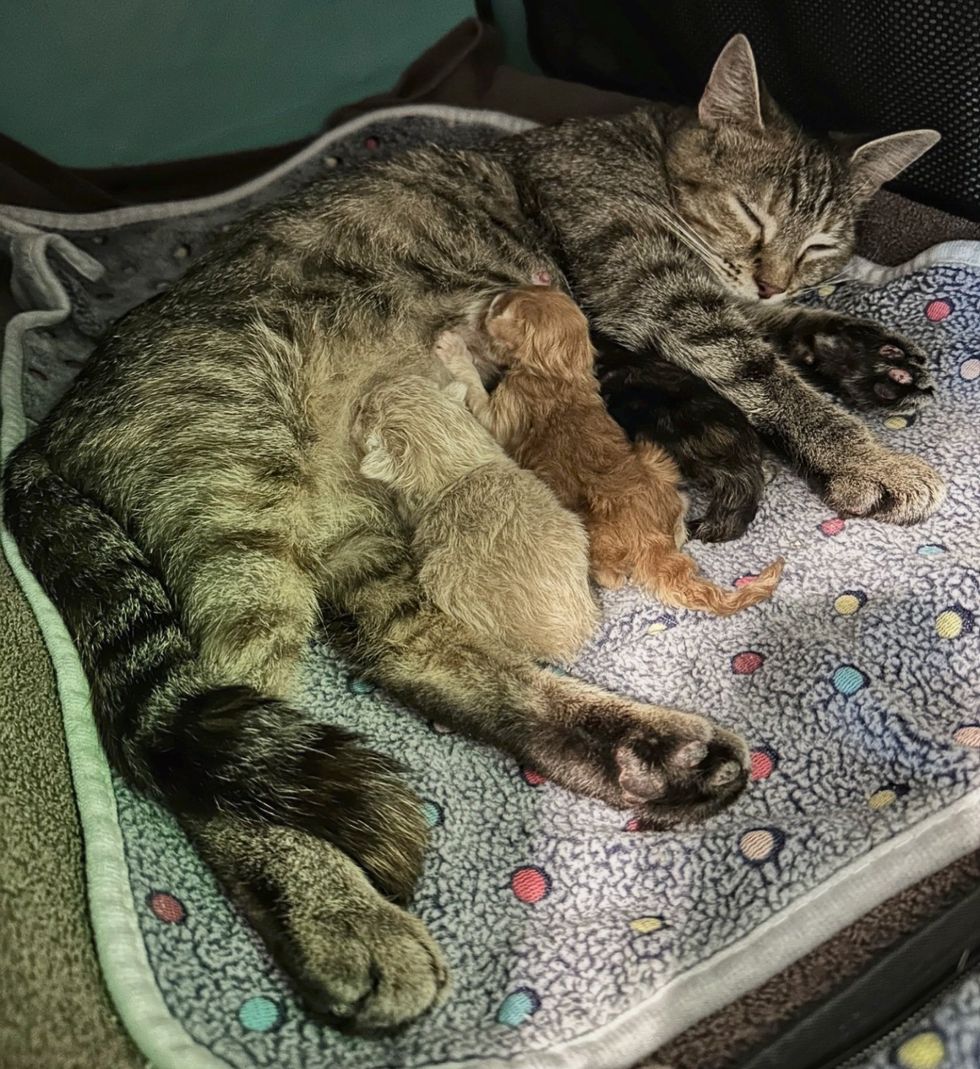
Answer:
[[849, 130, 941, 198], [698, 34, 764, 131]]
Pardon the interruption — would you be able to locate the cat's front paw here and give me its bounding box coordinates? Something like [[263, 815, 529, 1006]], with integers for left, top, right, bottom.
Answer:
[[800, 320, 935, 416], [824, 448, 946, 525]]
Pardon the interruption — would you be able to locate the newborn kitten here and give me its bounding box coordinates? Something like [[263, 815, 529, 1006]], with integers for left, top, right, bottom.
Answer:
[[437, 287, 784, 615], [351, 374, 598, 660]]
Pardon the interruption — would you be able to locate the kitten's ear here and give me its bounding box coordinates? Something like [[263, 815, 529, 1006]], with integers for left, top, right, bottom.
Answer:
[[698, 34, 763, 131], [359, 434, 397, 484], [849, 130, 940, 198]]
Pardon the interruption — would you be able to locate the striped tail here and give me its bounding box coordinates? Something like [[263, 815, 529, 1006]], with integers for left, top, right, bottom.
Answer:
[[2, 441, 427, 900]]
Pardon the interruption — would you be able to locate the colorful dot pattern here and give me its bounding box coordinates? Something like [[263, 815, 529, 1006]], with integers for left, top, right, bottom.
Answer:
[[50, 123, 980, 1069], [238, 996, 284, 1033]]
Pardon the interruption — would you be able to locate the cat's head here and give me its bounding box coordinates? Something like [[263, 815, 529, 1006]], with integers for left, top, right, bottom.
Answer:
[[667, 35, 939, 302], [353, 375, 496, 497], [486, 286, 595, 374]]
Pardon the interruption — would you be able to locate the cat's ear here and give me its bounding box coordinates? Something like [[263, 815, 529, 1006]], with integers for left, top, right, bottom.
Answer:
[[698, 34, 763, 131], [849, 130, 940, 198]]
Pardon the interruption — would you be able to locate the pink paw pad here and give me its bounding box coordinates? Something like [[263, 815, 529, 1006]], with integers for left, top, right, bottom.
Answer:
[[879, 344, 904, 360], [531, 270, 552, 286], [888, 367, 913, 384]]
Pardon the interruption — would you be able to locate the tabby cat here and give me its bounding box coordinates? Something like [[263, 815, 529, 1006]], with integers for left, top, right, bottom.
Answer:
[[3, 35, 944, 1029]]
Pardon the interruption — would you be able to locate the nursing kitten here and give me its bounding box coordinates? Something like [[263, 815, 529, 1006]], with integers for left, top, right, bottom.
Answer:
[[352, 375, 598, 660], [4, 34, 943, 1028], [437, 286, 784, 614]]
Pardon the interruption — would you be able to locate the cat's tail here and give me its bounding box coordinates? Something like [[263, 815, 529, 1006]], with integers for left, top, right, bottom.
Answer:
[[2, 441, 427, 901], [610, 517, 784, 616]]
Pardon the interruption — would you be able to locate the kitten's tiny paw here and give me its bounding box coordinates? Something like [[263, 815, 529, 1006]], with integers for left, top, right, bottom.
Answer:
[[433, 330, 469, 365], [824, 449, 946, 525], [297, 899, 450, 1032], [441, 380, 468, 405], [802, 321, 935, 415]]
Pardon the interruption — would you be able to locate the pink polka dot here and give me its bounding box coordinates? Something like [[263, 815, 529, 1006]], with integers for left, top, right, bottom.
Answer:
[[364, 136, 380, 150], [960, 358, 980, 382], [521, 768, 546, 786], [953, 725, 980, 749], [148, 891, 186, 924], [624, 817, 642, 832], [732, 651, 764, 675], [511, 866, 551, 903], [818, 517, 846, 537], [750, 748, 776, 781], [925, 299, 951, 322]]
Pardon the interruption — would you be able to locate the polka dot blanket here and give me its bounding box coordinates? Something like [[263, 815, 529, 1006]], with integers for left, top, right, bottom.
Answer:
[[2, 106, 979, 1069]]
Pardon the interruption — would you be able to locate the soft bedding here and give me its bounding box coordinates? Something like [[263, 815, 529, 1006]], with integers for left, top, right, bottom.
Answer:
[[2, 105, 979, 1069]]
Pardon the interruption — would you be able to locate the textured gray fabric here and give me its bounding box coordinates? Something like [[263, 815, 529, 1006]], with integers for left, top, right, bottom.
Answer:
[[3, 110, 980, 1069]]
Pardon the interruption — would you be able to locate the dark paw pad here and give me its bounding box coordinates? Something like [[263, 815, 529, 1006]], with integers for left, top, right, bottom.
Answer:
[[615, 722, 749, 828], [801, 322, 935, 415]]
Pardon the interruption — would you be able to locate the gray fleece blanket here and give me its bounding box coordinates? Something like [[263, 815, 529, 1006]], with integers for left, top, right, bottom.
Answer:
[[2, 106, 979, 1069]]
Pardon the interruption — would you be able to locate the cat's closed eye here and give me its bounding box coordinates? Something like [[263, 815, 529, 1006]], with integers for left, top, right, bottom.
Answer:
[[731, 197, 765, 236], [797, 241, 839, 264]]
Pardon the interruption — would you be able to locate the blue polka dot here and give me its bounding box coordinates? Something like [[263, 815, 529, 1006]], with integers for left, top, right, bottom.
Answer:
[[832, 665, 868, 696], [496, 987, 541, 1027], [349, 679, 376, 695], [421, 800, 444, 828], [238, 996, 283, 1032], [917, 544, 946, 557]]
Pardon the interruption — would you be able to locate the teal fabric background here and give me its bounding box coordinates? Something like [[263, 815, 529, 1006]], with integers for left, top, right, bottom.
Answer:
[[0, 0, 476, 165]]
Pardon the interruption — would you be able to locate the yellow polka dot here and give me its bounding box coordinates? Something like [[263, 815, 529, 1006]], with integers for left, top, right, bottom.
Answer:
[[630, 916, 665, 934], [884, 415, 909, 430], [647, 622, 667, 635], [835, 594, 861, 616], [936, 610, 964, 639], [869, 789, 897, 810], [896, 1030, 945, 1069], [817, 284, 836, 297]]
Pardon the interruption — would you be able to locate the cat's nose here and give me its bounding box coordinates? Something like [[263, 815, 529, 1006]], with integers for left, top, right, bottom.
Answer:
[[755, 277, 786, 300]]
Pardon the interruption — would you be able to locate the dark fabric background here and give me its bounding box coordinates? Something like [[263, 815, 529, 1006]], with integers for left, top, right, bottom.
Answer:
[[524, 0, 980, 221]]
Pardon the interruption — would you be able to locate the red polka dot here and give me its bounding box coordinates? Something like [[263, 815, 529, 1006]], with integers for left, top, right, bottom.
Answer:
[[750, 749, 775, 781], [511, 866, 551, 903], [818, 517, 846, 537], [148, 891, 186, 924], [521, 768, 546, 786], [364, 136, 380, 150], [925, 299, 951, 322], [732, 651, 764, 675]]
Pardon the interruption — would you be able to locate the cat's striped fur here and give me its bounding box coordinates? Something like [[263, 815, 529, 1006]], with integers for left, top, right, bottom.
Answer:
[[4, 37, 943, 1028]]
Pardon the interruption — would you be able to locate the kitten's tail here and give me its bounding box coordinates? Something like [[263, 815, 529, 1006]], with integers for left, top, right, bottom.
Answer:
[[3, 442, 426, 900], [630, 535, 784, 617]]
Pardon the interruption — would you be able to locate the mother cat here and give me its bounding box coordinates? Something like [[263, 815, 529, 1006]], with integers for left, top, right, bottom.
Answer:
[[3, 36, 944, 1029]]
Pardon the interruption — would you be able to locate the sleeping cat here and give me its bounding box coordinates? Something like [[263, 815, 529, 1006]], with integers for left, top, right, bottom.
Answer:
[[3, 35, 943, 1029], [517, 36, 939, 542]]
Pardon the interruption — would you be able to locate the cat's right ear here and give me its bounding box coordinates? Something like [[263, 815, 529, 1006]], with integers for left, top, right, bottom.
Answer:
[[698, 34, 764, 131], [359, 434, 397, 484]]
